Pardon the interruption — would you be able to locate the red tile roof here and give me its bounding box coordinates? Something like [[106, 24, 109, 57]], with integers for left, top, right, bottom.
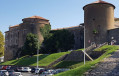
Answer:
[[83, 0, 115, 9], [25, 16, 49, 21], [93, 0, 110, 4], [10, 25, 19, 28]]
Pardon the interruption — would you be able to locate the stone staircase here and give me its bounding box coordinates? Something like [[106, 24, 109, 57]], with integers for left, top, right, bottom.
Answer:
[[46, 43, 108, 68], [87, 42, 108, 55], [46, 54, 68, 68], [63, 51, 90, 61]]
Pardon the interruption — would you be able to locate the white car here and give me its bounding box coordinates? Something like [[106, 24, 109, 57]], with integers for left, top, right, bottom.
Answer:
[[35, 68, 44, 74], [22, 67, 31, 72], [0, 70, 9, 76], [17, 67, 24, 72], [14, 72, 23, 76]]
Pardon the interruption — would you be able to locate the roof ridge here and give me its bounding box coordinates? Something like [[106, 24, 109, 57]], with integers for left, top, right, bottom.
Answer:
[[26, 15, 49, 21], [10, 24, 19, 28]]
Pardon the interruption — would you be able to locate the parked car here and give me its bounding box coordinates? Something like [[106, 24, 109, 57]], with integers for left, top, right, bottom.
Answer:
[[6, 66, 11, 70], [17, 67, 24, 72], [31, 67, 35, 73], [2, 66, 7, 70], [39, 69, 45, 74], [14, 72, 23, 76], [8, 70, 15, 76], [0, 70, 9, 76], [14, 67, 19, 72], [22, 67, 31, 72], [0, 66, 3, 70], [35, 68, 44, 74], [47, 69, 54, 73], [40, 71, 54, 76]]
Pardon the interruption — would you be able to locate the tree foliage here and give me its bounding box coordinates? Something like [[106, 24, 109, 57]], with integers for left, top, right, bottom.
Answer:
[[0, 31, 4, 56], [21, 33, 41, 56], [42, 29, 74, 53], [40, 24, 51, 38]]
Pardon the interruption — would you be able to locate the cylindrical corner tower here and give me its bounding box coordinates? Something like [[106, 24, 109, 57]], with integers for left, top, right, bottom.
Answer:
[[19, 16, 50, 48], [83, 0, 115, 47]]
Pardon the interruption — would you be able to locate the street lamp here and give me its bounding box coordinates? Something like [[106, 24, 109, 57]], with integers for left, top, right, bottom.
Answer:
[[84, 25, 86, 65], [80, 23, 86, 65], [36, 38, 39, 68]]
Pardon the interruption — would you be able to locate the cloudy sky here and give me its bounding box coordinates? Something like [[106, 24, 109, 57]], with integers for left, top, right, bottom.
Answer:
[[0, 0, 118, 34]]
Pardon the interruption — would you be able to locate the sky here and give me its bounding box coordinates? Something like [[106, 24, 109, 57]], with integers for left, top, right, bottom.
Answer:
[[0, 0, 119, 34]]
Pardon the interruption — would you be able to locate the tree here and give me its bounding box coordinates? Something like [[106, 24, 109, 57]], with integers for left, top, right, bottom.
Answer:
[[21, 33, 41, 56], [0, 31, 4, 56], [43, 29, 74, 53], [40, 24, 51, 38]]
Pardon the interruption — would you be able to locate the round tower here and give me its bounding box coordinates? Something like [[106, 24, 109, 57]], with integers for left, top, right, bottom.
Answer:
[[83, 0, 115, 47], [19, 16, 50, 47]]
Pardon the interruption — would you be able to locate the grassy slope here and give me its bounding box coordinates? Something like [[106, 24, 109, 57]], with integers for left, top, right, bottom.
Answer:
[[54, 48, 86, 69], [54, 49, 84, 68], [0, 52, 70, 66], [54, 45, 119, 76]]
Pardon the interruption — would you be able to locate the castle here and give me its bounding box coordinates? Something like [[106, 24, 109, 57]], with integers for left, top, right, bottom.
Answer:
[[4, 16, 50, 61], [4, 0, 119, 61], [4, 16, 84, 61]]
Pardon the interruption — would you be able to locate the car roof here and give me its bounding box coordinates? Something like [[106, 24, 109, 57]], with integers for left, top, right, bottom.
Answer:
[[0, 70, 7, 71], [14, 72, 21, 73]]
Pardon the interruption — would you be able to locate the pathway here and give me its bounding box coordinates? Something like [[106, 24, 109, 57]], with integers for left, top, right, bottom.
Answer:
[[85, 50, 119, 76]]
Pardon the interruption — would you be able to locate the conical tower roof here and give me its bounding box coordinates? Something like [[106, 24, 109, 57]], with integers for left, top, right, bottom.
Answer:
[[83, 0, 115, 10], [24, 15, 49, 21]]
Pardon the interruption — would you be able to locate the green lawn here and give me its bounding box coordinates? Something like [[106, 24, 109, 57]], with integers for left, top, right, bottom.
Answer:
[[1, 51, 70, 66], [54, 61, 81, 69], [54, 45, 119, 76]]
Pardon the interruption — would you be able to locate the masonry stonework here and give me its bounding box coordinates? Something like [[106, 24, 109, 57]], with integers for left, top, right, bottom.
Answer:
[[83, 0, 115, 47], [5, 16, 50, 61]]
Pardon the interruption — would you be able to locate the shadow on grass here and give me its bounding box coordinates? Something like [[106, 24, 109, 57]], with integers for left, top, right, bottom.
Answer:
[[10, 55, 29, 65], [55, 61, 81, 69], [10, 54, 48, 66]]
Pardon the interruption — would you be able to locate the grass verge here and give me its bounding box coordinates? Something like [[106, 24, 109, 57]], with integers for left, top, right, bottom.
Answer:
[[1, 51, 70, 66]]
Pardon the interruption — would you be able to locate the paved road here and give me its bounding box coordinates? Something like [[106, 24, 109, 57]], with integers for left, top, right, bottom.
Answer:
[[85, 50, 119, 76], [22, 72, 39, 76]]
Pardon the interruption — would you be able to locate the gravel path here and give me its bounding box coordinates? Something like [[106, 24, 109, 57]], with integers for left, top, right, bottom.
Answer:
[[85, 50, 119, 76]]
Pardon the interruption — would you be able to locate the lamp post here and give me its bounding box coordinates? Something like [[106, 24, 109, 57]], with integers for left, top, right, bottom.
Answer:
[[37, 39, 39, 68], [84, 25, 86, 65]]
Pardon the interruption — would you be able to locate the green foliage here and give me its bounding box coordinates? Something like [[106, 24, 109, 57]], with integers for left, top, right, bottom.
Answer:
[[21, 33, 41, 56], [32, 52, 70, 66], [93, 29, 98, 34], [74, 48, 84, 51], [0, 31, 4, 56], [40, 24, 51, 38], [54, 45, 119, 76], [94, 45, 115, 51], [43, 29, 74, 53], [0, 51, 70, 66]]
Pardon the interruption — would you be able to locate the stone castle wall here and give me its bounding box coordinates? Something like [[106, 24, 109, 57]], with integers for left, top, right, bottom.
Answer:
[[52, 25, 84, 50], [4, 16, 50, 61]]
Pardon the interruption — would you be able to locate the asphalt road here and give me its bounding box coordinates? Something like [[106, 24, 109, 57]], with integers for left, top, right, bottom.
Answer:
[[22, 72, 39, 76]]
